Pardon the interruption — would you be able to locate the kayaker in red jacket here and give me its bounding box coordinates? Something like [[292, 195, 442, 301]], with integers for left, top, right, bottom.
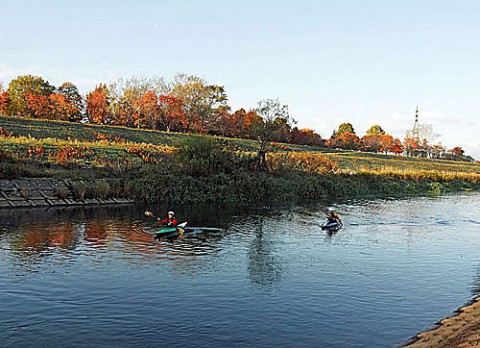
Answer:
[[158, 211, 178, 226]]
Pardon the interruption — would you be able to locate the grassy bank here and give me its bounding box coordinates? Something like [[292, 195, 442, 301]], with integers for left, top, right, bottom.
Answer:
[[0, 116, 479, 204]]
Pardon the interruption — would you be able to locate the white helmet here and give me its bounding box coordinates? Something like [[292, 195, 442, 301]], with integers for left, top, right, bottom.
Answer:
[[327, 207, 335, 212], [168, 211, 175, 216]]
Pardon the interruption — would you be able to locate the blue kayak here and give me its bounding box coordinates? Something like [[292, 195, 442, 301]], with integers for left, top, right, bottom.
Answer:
[[321, 220, 343, 230]]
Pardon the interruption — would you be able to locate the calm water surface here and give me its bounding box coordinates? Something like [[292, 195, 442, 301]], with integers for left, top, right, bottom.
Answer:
[[1, 194, 480, 347]]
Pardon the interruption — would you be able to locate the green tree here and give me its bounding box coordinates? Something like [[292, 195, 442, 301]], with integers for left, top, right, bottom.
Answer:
[[366, 125, 385, 136], [6, 75, 55, 117], [58, 82, 83, 121], [336, 122, 355, 135], [251, 98, 293, 171]]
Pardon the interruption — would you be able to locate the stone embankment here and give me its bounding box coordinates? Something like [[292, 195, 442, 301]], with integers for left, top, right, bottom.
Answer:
[[0, 178, 133, 209]]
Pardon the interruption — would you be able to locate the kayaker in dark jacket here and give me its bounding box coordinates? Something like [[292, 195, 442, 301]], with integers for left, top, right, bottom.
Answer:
[[326, 208, 342, 224], [158, 211, 178, 226]]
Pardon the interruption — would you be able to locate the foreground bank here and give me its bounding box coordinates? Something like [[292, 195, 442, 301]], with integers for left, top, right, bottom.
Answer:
[[405, 298, 480, 347]]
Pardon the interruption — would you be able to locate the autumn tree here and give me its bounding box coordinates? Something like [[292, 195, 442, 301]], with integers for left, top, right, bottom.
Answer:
[[58, 82, 83, 121], [451, 146, 464, 156], [330, 131, 360, 150], [379, 134, 394, 154], [242, 110, 263, 139], [49, 93, 79, 121], [329, 123, 359, 150], [390, 138, 404, 154], [86, 84, 110, 124], [171, 74, 228, 133], [25, 93, 51, 119], [108, 77, 163, 127], [361, 134, 382, 152], [158, 94, 185, 132], [361, 126, 389, 153], [6, 75, 55, 117], [227, 108, 248, 138], [208, 105, 232, 136], [290, 128, 324, 146], [133, 90, 160, 129], [0, 91, 10, 115], [403, 137, 419, 157]]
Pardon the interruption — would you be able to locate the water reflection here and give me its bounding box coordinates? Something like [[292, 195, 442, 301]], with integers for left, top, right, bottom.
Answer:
[[0, 205, 235, 274], [247, 216, 283, 289]]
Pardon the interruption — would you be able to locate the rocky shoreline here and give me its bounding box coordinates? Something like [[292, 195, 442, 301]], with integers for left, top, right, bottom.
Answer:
[[404, 297, 480, 347]]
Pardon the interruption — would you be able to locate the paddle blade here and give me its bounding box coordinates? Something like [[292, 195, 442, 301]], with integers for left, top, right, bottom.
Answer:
[[178, 222, 188, 228], [145, 211, 154, 217]]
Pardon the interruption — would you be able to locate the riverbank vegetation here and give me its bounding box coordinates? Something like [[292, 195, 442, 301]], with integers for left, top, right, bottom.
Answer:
[[0, 115, 479, 204]]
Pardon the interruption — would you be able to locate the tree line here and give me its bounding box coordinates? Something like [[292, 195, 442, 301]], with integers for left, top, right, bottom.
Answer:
[[0, 74, 472, 161]]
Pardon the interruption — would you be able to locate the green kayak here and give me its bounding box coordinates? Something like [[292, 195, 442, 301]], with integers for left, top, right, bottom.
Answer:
[[156, 226, 179, 234], [155, 222, 188, 235]]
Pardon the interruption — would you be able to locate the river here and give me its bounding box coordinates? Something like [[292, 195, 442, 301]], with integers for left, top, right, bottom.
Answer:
[[1, 193, 480, 347]]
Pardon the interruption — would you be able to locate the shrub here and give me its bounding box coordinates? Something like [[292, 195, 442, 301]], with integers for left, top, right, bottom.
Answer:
[[19, 185, 29, 199], [55, 183, 70, 199], [176, 137, 235, 176], [268, 152, 338, 175], [72, 182, 87, 201], [95, 181, 111, 200]]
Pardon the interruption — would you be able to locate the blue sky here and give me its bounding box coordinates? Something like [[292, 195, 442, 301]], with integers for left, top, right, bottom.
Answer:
[[1, 0, 479, 158]]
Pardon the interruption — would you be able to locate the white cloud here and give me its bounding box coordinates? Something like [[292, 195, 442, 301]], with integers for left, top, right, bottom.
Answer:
[[0, 63, 18, 82], [0, 62, 120, 94]]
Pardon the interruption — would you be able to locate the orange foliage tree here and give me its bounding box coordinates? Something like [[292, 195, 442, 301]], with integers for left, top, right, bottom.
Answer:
[[329, 131, 360, 150], [49, 93, 79, 121], [86, 84, 110, 124], [290, 128, 324, 146], [158, 94, 185, 132], [360, 134, 382, 152], [451, 146, 464, 156], [403, 137, 419, 157], [0, 91, 11, 115], [133, 90, 159, 129], [25, 93, 51, 118], [390, 138, 404, 154]]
